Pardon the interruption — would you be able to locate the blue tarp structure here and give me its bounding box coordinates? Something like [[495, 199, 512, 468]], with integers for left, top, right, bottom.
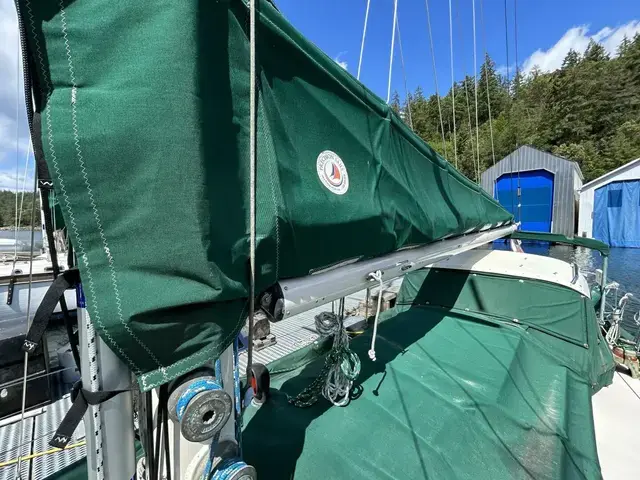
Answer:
[[594, 180, 640, 247], [495, 170, 554, 232]]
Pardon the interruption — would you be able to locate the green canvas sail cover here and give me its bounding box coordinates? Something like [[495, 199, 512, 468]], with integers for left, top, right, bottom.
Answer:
[[18, 0, 512, 388]]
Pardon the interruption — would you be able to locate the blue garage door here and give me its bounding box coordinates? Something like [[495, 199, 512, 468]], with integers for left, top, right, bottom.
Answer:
[[593, 180, 640, 247], [495, 170, 554, 232]]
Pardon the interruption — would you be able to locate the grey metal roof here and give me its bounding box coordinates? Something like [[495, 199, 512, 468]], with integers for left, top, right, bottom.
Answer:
[[481, 146, 582, 237], [482, 145, 583, 181]]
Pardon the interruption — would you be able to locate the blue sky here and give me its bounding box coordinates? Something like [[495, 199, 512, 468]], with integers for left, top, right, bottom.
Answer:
[[1, 0, 639, 191], [276, 0, 640, 98]]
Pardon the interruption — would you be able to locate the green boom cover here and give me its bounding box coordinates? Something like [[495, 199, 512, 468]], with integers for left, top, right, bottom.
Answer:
[[18, 0, 512, 388]]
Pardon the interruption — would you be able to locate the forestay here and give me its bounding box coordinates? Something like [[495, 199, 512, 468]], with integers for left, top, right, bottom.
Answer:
[[18, 0, 512, 388]]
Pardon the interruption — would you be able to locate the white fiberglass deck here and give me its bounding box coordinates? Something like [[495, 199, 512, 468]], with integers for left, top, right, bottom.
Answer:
[[593, 370, 640, 479]]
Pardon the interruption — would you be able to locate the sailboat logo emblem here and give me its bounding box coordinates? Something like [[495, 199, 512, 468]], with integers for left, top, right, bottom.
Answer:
[[316, 150, 349, 195]]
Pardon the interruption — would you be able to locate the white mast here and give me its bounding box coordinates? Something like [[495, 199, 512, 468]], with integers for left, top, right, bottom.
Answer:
[[78, 297, 136, 479]]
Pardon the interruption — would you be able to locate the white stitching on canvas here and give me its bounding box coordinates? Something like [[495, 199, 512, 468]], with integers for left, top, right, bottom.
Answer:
[[140, 300, 249, 390], [26, 0, 137, 370], [33, 3, 141, 374], [59, 6, 163, 374]]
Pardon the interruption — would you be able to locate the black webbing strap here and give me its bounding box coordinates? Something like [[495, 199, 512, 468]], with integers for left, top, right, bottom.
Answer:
[[6, 277, 16, 305], [22, 268, 80, 353], [33, 111, 52, 190], [50, 381, 131, 449], [39, 188, 83, 370]]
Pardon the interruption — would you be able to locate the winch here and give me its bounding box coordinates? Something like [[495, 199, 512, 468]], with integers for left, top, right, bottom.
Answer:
[[167, 369, 233, 443]]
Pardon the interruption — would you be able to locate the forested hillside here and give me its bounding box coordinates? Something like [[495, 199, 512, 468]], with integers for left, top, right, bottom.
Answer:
[[391, 35, 640, 183], [0, 190, 40, 227]]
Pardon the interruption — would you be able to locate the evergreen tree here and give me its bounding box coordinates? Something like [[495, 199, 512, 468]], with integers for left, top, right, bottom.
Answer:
[[390, 90, 401, 115], [617, 35, 631, 57], [562, 49, 581, 69], [583, 40, 609, 62], [0, 191, 41, 227], [477, 54, 506, 124], [403, 45, 637, 183]]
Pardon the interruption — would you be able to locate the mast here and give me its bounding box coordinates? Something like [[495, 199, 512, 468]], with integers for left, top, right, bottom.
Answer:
[[78, 289, 136, 480]]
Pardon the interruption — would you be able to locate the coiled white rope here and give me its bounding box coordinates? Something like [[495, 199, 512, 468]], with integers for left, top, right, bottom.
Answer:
[[288, 312, 360, 408], [316, 313, 359, 407], [368, 270, 384, 361]]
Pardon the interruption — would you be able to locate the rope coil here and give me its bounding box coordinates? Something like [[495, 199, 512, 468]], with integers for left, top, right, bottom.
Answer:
[[289, 312, 360, 408]]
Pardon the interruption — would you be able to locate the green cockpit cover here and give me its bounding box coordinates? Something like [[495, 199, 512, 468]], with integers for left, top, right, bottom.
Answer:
[[242, 268, 615, 480], [18, 0, 512, 388], [508, 231, 610, 257]]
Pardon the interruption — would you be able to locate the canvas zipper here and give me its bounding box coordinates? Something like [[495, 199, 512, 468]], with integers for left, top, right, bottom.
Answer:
[[13, 0, 35, 138]]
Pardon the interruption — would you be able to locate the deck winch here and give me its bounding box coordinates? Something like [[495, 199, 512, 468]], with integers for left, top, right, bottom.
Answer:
[[210, 458, 257, 480], [168, 371, 233, 443]]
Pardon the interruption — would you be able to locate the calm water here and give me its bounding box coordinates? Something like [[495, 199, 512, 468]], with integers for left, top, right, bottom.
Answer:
[[492, 241, 640, 337]]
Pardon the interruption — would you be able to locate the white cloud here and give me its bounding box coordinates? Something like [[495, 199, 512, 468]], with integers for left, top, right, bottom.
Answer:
[[0, 169, 35, 192], [522, 20, 640, 75], [0, 1, 19, 95], [496, 63, 516, 78], [334, 51, 348, 71], [0, 0, 30, 180]]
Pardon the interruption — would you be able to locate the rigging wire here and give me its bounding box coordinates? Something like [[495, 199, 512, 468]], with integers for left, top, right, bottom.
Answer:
[[15, 158, 38, 479], [0, 365, 77, 391], [472, 0, 481, 183], [247, 0, 257, 373], [514, 0, 522, 225], [503, 0, 515, 218], [1, 428, 84, 458], [0, 441, 86, 469], [386, 0, 398, 104], [357, 0, 371, 81], [454, 0, 478, 177], [13, 32, 20, 265], [479, 0, 496, 165], [424, 0, 448, 159], [16, 141, 32, 238], [396, 18, 414, 130], [8, 140, 33, 272], [616, 371, 640, 403], [447, 0, 458, 168]]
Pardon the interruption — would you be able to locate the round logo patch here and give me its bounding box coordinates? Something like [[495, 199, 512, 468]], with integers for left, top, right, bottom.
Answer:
[[316, 150, 349, 195]]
